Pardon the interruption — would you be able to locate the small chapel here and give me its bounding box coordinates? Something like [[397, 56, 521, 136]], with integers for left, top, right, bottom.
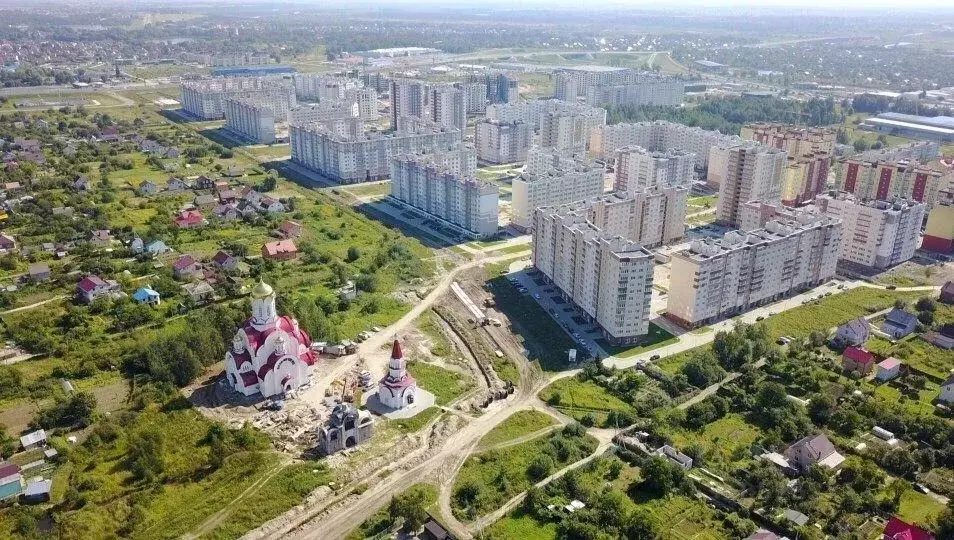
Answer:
[[378, 339, 417, 409], [225, 280, 316, 398]]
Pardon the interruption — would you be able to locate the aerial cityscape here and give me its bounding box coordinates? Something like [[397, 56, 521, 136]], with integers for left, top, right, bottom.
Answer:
[[2, 1, 954, 539]]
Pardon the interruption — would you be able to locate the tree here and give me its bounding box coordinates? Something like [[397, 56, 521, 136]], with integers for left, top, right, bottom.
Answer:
[[346, 246, 361, 263], [638, 456, 689, 497], [915, 297, 937, 313], [808, 394, 836, 425], [746, 460, 787, 509], [886, 478, 911, 510], [127, 425, 165, 482], [624, 508, 659, 539], [389, 486, 430, 532], [681, 352, 726, 388], [528, 454, 555, 480], [829, 407, 864, 436], [918, 310, 935, 326], [935, 501, 954, 539]]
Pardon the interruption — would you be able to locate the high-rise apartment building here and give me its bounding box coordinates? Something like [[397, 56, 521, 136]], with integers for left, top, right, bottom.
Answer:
[[390, 149, 498, 239], [779, 152, 831, 205], [586, 188, 688, 247], [430, 85, 467, 140], [290, 119, 460, 184], [589, 121, 745, 170], [834, 157, 951, 210], [553, 66, 636, 100], [223, 97, 277, 144], [486, 99, 606, 134], [180, 77, 296, 120], [461, 81, 488, 114], [474, 120, 532, 164], [533, 205, 654, 344], [390, 79, 466, 138], [293, 74, 361, 102], [511, 147, 605, 231], [539, 112, 589, 153], [666, 210, 842, 327], [814, 192, 925, 270], [614, 146, 695, 193], [740, 123, 837, 157], [715, 144, 787, 226], [584, 76, 684, 108], [390, 78, 430, 130], [290, 88, 378, 125]]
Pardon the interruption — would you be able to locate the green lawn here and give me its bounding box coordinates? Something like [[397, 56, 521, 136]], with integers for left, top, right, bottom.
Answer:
[[478, 410, 557, 449], [658, 413, 761, 477], [406, 361, 475, 406], [484, 511, 558, 540], [389, 406, 443, 433], [342, 182, 390, 198], [655, 346, 705, 376], [866, 335, 954, 381], [762, 287, 924, 339], [893, 489, 946, 525], [598, 323, 678, 359], [538, 376, 638, 427]]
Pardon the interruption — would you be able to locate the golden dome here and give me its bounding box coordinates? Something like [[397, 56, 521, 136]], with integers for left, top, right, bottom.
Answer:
[[251, 279, 274, 299]]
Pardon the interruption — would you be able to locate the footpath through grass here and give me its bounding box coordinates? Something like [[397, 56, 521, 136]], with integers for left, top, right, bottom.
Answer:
[[538, 377, 638, 427], [478, 410, 557, 449]]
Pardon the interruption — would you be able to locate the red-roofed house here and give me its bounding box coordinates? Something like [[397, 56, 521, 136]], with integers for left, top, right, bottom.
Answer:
[[277, 220, 302, 239], [843, 346, 877, 376], [212, 251, 239, 271], [262, 239, 298, 261], [883, 516, 934, 540], [76, 275, 119, 304], [172, 254, 201, 280], [174, 210, 206, 229]]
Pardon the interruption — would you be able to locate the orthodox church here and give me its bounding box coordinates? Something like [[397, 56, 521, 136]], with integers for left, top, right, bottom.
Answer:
[[225, 280, 316, 397], [378, 340, 417, 409]]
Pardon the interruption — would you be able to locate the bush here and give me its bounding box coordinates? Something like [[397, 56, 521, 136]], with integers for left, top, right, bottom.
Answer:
[[527, 454, 555, 480]]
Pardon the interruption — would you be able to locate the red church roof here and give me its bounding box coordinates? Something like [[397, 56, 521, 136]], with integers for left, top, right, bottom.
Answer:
[[884, 516, 934, 540], [391, 339, 403, 359]]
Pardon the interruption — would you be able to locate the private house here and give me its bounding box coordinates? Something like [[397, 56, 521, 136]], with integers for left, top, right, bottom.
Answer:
[[317, 403, 373, 455], [137, 180, 160, 196], [181, 281, 215, 303], [3, 181, 21, 192], [0, 233, 15, 252], [174, 210, 206, 229], [883, 516, 935, 540], [843, 346, 878, 376], [212, 203, 240, 221], [923, 324, 954, 350], [784, 433, 844, 472], [76, 275, 120, 304], [654, 445, 693, 469], [14, 139, 40, 153], [19, 429, 47, 450], [0, 462, 23, 502], [72, 176, 91, 191], [132, 287, 161, 306], [744, 530, 780, 540], [882, 309, 918, 339], [167, 177, 188, 192], [277, 220, 302, 239], [262, 239, 298, 261], [224, 165, 244, 177], [241, 187, 263, 205], [834, 318, 870, 347], [196, 176, 216, 190], [259, 196, 285, 213], [212, 251, 239, 271], [213, 180, 230, 192], [940, 375, 954, 404], [145, 240, 171, 255], [130, 236, 144, 253], [89, 229, 113, 246], [20, 479, 51, 505], [172, 254, 201, 280], [218, 189, 239, 204], [28, 263, 51, 282], [194, 194, 217, 208], [941, 281, 954, 305], [876, 357, 902, 381]]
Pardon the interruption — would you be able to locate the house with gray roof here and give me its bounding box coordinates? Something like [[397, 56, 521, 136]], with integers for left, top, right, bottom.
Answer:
[[833, 317, 870, 347], [784, 433, 844, 473], [882, 308, 918, 339]]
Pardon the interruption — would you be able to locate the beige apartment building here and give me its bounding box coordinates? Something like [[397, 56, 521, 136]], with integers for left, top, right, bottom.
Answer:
[[587, 188, 687, 248], [614, 146, 696, 193], [834, 157, 950, 210], [715, 144, 788, 226], [533, 205, 654, 344], [814, 192, 925, 270], [511, 147, 605, 231], [666, 210, 842, 327], [474, 120, 532, 164], [589, 121, 746, 170]]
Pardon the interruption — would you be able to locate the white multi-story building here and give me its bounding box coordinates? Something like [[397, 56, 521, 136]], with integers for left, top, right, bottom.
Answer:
[[589, 121, 745, 170], [667, 210, 842, 327], [486, 99, 606, 134], [814, 193, 925, 270], [180, 77, 296, 120], [614, 146, 695, 193], [585, 188, 687, 247], [390, 78, 430, 130], [715, 144, 788, 226], [223, 97, 277, 144], [472, 71, 518, 104], [390, 79, 466, 138], [431, 85, 467, 140], [533, 204, 654, 344], [390, 149, 498, 239], [290, 119, 461, 184], [584, 76, 684, 108], [511, 147, 605, 231], [293, 74, 361, 102], [553, 66, 636, 100], [474, 120, 532, 164], [834, 157, 951, 211], [291, 88, 379, 124], [461, 81, 488, 114], [539, 112, 589, 153]]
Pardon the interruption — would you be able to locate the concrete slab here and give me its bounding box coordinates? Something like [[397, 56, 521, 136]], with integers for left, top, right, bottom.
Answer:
[[363, 388, 436, 420]]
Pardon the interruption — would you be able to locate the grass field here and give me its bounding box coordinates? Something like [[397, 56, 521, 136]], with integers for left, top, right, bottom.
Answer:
[[478, 410, 558, 449], [484, 511, 559, 540], [406, 361, 475, 406], [893, 489, 946, 525], [762, 287, 924, 339], [342, 182, 390, 198], [243, 144, 291, 159], [389, 406, 443, 433], [598, 323, 678, 359], [865, 335, 954, 381], [345, 483, 438, 540], [659, 413, 761, 477], [538, 376, 638, 427]]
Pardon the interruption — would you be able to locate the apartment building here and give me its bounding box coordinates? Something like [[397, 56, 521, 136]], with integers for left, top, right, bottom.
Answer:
[[584, 76, 684, 108], [589, 121, 745, 170], [290, 119, 460, 184], [780, 151, 831, 205], [390, 79, 466, 138], [855, 140, 939, 164], [474, 120, 533, 164], [834, 157, 951, 210], [539, 112, 589, 153], [614, 146, 695, 193], [390, 149, 498, 239], [533, 205, 654, 344], [586, 188, 688, 247], [472, 71, 519, 104], [553, 66, 636, 100], [180, 77, 296, 120], [390, 78, 430, 130], [511, 147, 605, 231], [666, 210, 842, 327], [223, 97, 276, 144], [486, 99, 606, 134], [293, 74, 361, 102], [715, 144, 787, 226], [814, 192, 925, 270], [922, 198, 954, 253], [430, 85, 467, 140], [461, 81, 488, 114], [740, 123, 837, 157]]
